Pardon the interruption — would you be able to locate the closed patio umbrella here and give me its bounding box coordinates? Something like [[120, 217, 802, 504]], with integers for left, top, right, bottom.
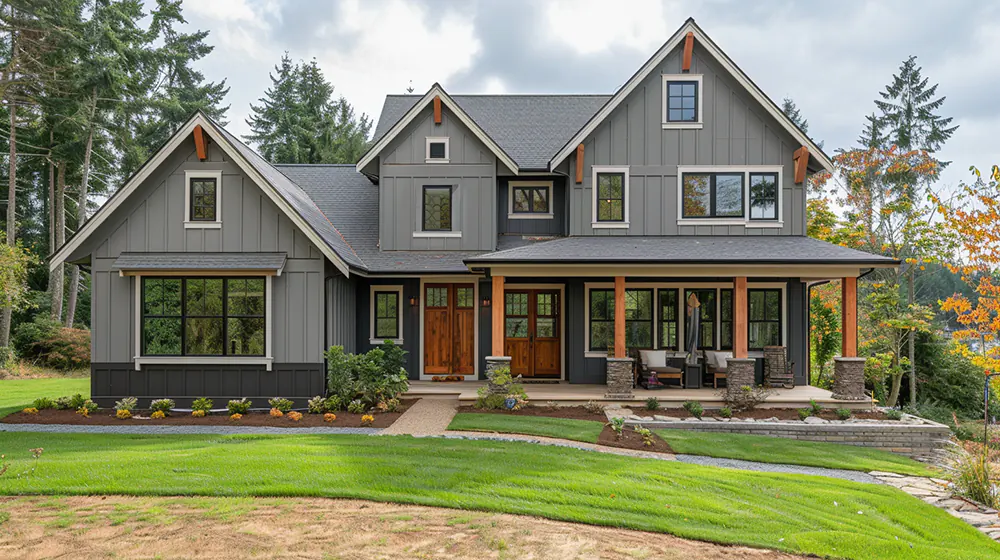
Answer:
[[685, 293, 701, 365]]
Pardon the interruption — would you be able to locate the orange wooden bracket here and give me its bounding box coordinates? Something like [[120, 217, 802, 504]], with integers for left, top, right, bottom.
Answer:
[[193, 125, 208, 161], [575, 144, 584, 184], [433, 95, 442, 124], [793, 146, 809, 184], [681, 32, 694, 72]]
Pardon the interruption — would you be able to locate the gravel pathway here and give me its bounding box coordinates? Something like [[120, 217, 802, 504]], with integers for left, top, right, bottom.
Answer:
[[379, 398, 458, 436], [0, 424, 380, 435], [674, 454, 882, 484]]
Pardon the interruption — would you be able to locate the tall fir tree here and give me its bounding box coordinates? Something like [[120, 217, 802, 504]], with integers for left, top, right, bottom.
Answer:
[[874, 56, 957, 155], [781, 97, 823, 150], [245, 53, 303, 163]]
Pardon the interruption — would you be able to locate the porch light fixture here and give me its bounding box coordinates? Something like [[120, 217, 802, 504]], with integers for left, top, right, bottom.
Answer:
[[409, 295, 419, 307], [482, 295, 491, 307]]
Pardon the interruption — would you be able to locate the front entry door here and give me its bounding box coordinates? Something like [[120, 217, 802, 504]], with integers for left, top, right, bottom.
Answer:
[[504, 290, 560, 378], [424, 283, 475, 376]]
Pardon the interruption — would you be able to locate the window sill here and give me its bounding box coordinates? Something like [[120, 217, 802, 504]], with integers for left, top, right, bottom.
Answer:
[[134, 356, 273, 371], [413, 231, 462, 238], [662, 122, 704, 129], [675, 219, 784, 228], [584, 351, 609, 358], [745, 221, 784, 229], [425, 158, 450, 164], [591, 222, 629, 229], [508, 213, 554, 220], [184, 221, 222, 229], [370, 338, 404, 346]]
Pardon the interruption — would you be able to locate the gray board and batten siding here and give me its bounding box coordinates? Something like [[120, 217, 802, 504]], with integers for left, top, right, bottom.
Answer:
[[561, 43, 807, 237], [497, 176, 568, 237], [76, 138, 326, 403], [378, 104, 498, 252]]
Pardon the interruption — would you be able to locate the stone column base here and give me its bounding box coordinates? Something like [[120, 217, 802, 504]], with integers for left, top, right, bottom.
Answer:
[[832, 357, 867, 400], [485, 356, 512, 395], [605, 357, 634, 399], [725, 358, 756, 400]]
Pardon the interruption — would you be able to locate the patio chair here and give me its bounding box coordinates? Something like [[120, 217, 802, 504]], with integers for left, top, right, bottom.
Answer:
[[633, 348, 683, 389], [702, 350, 732, 388], [764, 346, 795, 389]]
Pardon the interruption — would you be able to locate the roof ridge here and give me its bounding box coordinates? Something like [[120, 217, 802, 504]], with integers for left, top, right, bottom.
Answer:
[[384, 93, 612, 98], [274, 163, 357, 167]]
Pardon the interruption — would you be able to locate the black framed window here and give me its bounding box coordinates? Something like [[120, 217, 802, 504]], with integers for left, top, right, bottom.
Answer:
[[682, 173, 745, 218], [373, 291, 400, 340], [428, 141, 447, 160], [512, 185, 550, 214], [189, 178, 217, 221], [666, 81, 698, 122], [142, 277, 265, 357], [686, 289, 716, 349], [596, 173, 625, 222], [422, 186, 452, 231], [658, 289, 679, 350], [624, 289, 653, 349], [589, 288, 615, 351], [719, 288, 734, 350], [749, 288, 782, 350], [749, 173, 778, 220]]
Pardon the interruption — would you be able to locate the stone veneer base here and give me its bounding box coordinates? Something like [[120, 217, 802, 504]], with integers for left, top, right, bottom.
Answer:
[[605, 357, 634, 399]]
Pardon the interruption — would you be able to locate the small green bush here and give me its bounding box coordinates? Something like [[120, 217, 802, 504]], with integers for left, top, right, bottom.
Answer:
[[886, 408, 903, 420], [718, 406, 732, 419], [645, 397, 660, 411], [324, 395, 342, 412], [268, 397, 293, 413], [31, 397, 55, 410], [951, 448, 998, 508], [114, 397, 137, 413], [798, 408, 812, 420], [682, 401, 703, 419], [191, 398, 214, 413], [583, 400, 604, 414], [78, 399, 98, 414], [307, 395, 327, 414], [608, 416, 625, 438], [325, 342, 410, 408], [836, 408, 852, 420], [474, 394, 507, 410], [347, 399, 365, 414], [809, 399, 823, 415], [150, 399, 175, 415], [227, 398, 252, 415], [57, 394, 86, 410]]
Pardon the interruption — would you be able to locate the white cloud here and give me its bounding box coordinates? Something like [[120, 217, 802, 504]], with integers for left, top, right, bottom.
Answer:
[[542, 0, 675, 55]]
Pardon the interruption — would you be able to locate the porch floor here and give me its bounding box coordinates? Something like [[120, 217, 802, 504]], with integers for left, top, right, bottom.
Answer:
[[405, 381, 871, 409]]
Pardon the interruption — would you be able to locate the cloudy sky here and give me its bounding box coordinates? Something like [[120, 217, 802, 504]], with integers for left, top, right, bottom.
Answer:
[[174, 0, 998, 190]]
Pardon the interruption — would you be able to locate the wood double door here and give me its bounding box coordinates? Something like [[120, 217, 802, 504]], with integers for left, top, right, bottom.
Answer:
[[504, 289, 561, 378], [424, 283, 475, 375]]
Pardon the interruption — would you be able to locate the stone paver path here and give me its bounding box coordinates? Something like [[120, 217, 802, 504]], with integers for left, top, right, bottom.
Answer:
[[379, 398, 458, 436]]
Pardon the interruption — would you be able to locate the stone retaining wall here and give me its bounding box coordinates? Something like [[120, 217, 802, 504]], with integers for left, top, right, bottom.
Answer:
[[630, 419, 951, 459]]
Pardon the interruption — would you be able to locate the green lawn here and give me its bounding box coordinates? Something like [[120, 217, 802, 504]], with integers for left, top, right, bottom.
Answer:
[[0, 377, 90, 418], [0, 432, 991, 560], [447, 413, 937, 477]]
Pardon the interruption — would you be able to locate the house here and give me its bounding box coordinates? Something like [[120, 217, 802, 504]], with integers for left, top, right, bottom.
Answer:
[[50, 18, 897, 407]]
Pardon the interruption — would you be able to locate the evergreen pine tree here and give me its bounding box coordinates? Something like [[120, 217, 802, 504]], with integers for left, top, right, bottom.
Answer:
[[245, 53, 303, 163], [873, 55, 957, 154]]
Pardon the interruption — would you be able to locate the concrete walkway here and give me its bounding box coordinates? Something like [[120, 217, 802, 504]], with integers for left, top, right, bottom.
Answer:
[[379, 398, 459, 436]]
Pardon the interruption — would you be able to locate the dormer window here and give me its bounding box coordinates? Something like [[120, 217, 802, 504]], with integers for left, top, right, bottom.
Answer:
[[184, 170, 222, 229], [662, 75, 703, 129], [425, 137, 449, 163]]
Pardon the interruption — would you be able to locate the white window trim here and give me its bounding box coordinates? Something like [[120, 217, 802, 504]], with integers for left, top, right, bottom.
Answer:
[[676, 165, 784, 227], [370, 285, 404, 345], [425, 136, 450, 163], [133, 274, 274, 371], [662, 74, 704, 129], [591, 166, 630, 229], [184, 170, 223, 229], [507, 180, 554, 219], [581, 281, 786, 359]]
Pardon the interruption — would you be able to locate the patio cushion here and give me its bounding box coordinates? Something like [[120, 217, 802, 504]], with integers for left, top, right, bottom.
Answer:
[[639, 350, 666, 368], [706, 351, 732, 371]]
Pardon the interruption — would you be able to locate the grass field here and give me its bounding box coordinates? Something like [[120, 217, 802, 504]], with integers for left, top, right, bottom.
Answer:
[[0, 377, 90, 418], [447, 413, 938, 477], [0, 432, 991, 560]]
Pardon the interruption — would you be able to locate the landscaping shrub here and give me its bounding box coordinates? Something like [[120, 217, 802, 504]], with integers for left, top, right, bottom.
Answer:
[[307, 395, 327, 414], [114, 397, 137, 413], [150, 399, 175, 415], [287, 411, 302, 422], [57, 394, 86, 410], [76, 399, 97, 417], [836, 408, 852, 420], [718, 406, 732, 419], [324, 395, 342, 412], [886, 408, 903, 420], [227, 398, 252, 415], [116, 409, 132, 420], [12, 317, 90, 370], [323, 413, 336, 422], [229, 413, 242, 422], [191, 410, 206, 418], [798, 408, 811, 420], [268, 397, 293, 413], [325, 342, 410, 407], [722, 384, 773, 412], [951, 443, 998, 508], [376, 398, 400, 413], [269, 408, 284, 418], [634, 426, 654, 447], [607, 417, 625, 439], [347, 399, 365, 414], [360, 414, 374, 426], [809, 399, 823, 415], [31, 397, 55, 410], [22, 407, 38, 415], [683, 401, 703, 419], [645, 397, 660, 411], [191, 398, 213, 413], [583, 400, 604, 414], [475, 366, 528, 410]]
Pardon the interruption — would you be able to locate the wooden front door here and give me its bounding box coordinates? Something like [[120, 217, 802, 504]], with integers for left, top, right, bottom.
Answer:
[[504, 289, 560, 378], [424, 283, 475, 376]]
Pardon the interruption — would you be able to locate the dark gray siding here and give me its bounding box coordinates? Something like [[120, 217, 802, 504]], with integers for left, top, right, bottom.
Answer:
[[478, 278, 492, 378], [566, 42, 806, 237], [379, 104, 497, 251], [91, 363, 324, 408], [356, 278, 422, 380], [497, 177, 567, 236], [326, 269, 357, 354], [787, 280, 808, 385]]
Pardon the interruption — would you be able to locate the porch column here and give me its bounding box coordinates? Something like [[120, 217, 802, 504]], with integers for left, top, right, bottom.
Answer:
[[841, 277, 857, 357], [733, 277, 748, 359], [614, 276, 626, 358], [491, 275, 505, 356]]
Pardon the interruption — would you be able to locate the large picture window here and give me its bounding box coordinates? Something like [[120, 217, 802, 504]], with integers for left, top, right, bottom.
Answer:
[[589, 288, 615, 351], [749, 288, 782, 350], [625, 289, 653, 349], [422, 186, 453, 231], [658, 289, 679, 350], [142, 277, 265, 357], [682, 173, 744, 218]]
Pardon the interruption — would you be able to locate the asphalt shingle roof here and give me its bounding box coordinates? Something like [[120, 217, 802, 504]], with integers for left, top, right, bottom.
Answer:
[[373, 95, 611, 170], [113, 252, 287, 272], [464, 236, 900, 265]]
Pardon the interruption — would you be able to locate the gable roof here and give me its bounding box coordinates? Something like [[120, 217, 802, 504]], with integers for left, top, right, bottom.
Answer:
[[48, 112, 357, 277], [372, 94, 610, 170], [357, 85, 522, 174], [549, 18, 834, 172]]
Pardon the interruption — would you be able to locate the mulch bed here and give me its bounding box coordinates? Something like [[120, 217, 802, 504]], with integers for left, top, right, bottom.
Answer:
[[639, 407, 888, 421], [597, 426, 674, 454], [456, 405, 607, 422], [2, 400, 414, 429]]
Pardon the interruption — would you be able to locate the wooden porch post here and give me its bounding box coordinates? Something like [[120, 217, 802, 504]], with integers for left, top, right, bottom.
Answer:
[[841, 277, 857, 357], [614, 276, 626, 358], [734, 277, 748, 359], [491, 275, 505, 356]]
